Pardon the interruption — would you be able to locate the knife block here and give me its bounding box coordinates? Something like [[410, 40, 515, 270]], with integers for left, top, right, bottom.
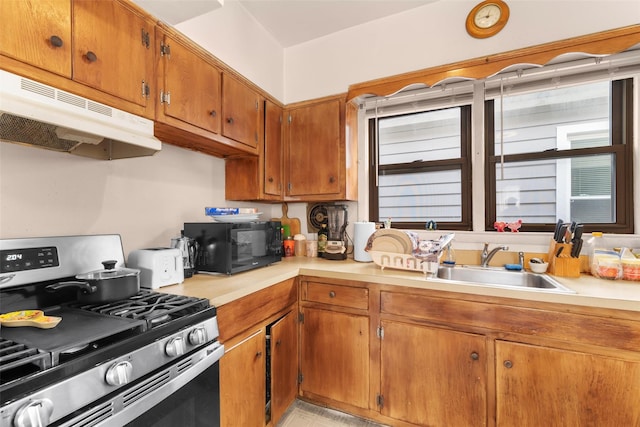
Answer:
[[547, 239, 580, 278]]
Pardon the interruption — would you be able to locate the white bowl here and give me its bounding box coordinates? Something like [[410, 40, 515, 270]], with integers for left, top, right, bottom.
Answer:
[[529, 261, 549, 274]]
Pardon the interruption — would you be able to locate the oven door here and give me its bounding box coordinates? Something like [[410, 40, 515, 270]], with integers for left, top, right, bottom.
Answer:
[[58, 342, 224, 427]]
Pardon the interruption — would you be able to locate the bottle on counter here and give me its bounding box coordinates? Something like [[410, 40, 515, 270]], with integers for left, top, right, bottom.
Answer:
[[293, 234, 306, 257], [318, 224, 328, 257], [283, 236, 295, 257]]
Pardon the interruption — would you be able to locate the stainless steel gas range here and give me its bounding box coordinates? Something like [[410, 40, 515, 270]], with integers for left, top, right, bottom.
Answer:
[[0, 235, 224, 427]]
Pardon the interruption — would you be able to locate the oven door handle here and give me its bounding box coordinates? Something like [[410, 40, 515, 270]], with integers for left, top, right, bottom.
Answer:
[[92, 341, 224, 427]]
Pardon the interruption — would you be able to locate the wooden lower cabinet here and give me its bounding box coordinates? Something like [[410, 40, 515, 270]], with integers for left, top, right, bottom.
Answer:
[[220, 329, 266, 427], [380, 320, 487, 426], [496, 340, 640, 427], [269, 311, 298, 425], [217, 278, 298, 427], [299, 306, 370, 409], [296, 280, 640, 427]]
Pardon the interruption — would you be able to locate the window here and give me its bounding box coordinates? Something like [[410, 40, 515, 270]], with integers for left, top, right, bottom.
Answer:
[[368, 101, 472, 230], [366, 50, 637, 234], [485, 78, 634, 233]]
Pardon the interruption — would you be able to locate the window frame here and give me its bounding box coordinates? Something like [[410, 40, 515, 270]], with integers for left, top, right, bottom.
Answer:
[[368, 105, 473, 230], [484, 78, 634, 233]]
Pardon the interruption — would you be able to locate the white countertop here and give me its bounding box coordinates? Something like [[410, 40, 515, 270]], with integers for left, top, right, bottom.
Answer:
[[161, 257, 640, 313]]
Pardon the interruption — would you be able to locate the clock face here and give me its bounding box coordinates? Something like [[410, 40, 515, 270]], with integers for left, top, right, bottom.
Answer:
[[474, 4, 501, 29], [466, 0, 509, 38]]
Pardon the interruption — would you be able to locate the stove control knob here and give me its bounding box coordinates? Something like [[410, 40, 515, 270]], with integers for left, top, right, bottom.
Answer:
[[105, 360, 133, 386], [189, 326, 208, 346], [165, 336, 186, 357], [14, 398, 53, 427]]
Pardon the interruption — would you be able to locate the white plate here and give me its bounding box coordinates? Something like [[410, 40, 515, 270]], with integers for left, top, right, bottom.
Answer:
[[208, 213, 262, 223], [371, 229, 413, 254]]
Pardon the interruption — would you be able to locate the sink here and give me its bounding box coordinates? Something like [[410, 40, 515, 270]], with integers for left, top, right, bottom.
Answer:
[[434, 266, 575, 293]]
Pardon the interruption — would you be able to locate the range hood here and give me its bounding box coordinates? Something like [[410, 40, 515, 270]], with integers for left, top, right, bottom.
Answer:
[[0, 70, 161, 160]]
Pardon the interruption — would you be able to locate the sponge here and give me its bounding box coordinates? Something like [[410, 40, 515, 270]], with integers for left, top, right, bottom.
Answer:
[[504, 264, 523, 271]]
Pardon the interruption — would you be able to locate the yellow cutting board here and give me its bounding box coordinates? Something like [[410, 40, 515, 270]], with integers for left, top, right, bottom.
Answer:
[[272, 202, 301, 236], [0, 310, 62, 329]]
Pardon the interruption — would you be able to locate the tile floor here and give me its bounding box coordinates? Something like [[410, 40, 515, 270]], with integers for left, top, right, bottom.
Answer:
[[277, 400, 388, 427]]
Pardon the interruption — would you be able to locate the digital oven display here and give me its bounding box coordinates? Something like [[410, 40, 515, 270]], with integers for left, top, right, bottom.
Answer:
[[0, 247, 59, 273]]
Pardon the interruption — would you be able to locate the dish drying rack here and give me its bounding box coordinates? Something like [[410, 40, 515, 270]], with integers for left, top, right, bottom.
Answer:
[[369, 251, 442, 275], [369, 233, 453, 276]]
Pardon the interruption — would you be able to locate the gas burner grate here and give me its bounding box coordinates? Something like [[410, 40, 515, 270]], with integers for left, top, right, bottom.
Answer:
[[71, 290, 210, 328], [0, 338, 51, 376]]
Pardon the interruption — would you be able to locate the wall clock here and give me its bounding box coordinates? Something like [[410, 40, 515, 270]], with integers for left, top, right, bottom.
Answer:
[[466, 0, 510, 39]]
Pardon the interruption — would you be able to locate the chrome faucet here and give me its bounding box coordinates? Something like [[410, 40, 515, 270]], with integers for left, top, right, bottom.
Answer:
[[481, 243, 509, 268]]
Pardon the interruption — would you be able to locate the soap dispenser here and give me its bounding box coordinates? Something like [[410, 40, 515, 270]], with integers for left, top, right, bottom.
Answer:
[[443, 243, 456, 266]]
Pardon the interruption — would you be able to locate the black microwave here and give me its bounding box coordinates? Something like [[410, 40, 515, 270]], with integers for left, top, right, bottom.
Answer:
[[183, 221, 282, 275]]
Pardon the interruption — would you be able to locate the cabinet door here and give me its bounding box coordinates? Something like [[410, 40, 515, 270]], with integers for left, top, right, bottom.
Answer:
[[380, 320, 487, 426], [496, 340, 640, 426], [264, 100, 283, 197], [73, 0, 153, 107], [0, 0, 71, 77], [158, 32, 221, 134], [300, 307, 369, 409], [286, 99, 342, 197], [220, 329, 266, 427], [222, 74, 262, 149], [270, 311, 298, 425]]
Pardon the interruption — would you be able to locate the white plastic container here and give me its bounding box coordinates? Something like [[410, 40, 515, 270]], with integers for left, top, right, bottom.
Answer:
[[586, 232, 621, 279]]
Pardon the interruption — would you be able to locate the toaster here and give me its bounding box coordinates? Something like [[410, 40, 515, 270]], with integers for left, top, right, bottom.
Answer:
[[127, 248, 184, 289]]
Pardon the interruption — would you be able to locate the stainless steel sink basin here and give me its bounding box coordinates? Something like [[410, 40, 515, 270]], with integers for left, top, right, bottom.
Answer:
[[435, 266, 575, 293]]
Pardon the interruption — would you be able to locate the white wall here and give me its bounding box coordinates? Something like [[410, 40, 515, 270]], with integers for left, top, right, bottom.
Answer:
[[0, 142, 273, 255], [284, 0, 640, 102], [176, 0, 284, 101]]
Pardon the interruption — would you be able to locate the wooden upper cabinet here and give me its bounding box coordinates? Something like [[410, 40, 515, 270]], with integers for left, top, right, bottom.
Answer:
[[225, 99, 283, 201], [72, 0, 154, 109], [0, 0, 71, 78], [156, 31, 221, 134], [264, 100, 284, 197], [222, 74, 264, 150], [285, 96, 357, 201]]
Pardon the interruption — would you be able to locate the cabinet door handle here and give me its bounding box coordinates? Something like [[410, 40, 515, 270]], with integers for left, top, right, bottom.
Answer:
[[255, 351, 263, 358], [85, 51, 97, 63], [470, 352, 479, 360], [50, 35, 63, 48], [210, 110, 217, 117], [275, 339, 281, 347], [268, 177, 274, 183], [503, 360, 513, 369], [329, 291, 336, 298], [226, 117, 234, 124], [328, 176, 335, 184]]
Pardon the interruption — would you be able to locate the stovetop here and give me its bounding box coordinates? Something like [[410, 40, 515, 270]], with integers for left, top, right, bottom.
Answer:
[[0, 235, 217, 408], [0, 289, 214, 402]]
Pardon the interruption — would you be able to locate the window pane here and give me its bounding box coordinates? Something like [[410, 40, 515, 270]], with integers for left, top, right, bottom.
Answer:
[[378, 170, 462, 222], [495, 154, 615, 224], [378, 108, 461, 165], [494, 81, 610, 156]]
